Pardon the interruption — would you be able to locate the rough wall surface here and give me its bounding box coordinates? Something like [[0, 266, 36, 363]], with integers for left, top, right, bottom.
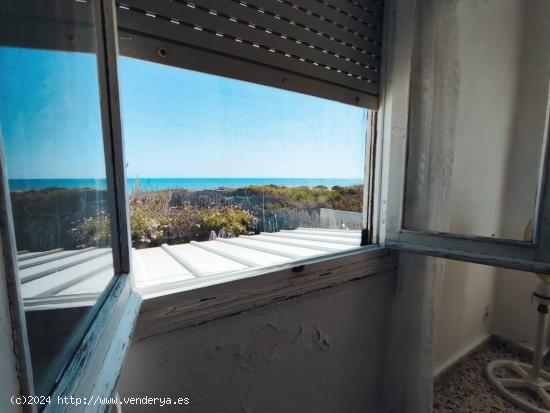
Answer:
[[402, 0, 550, 374], [118, 273, 394, 413], [433, 260, 495, 376], [382, 253, 437, 413], [490, 0, 550, 352], [433, 0, 550, 371]]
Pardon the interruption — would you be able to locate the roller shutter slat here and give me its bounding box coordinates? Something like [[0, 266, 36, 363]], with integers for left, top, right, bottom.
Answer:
[[117, 0, 384, 109]]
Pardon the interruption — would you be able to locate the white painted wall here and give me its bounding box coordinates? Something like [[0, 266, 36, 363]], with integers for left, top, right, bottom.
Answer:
[[118, 273, 394, 413], [400, 0, 509, 376], [449, 0, 526, 240], [432, 0, 550, 373], [491, 269, 542, 350], [490, 0, 550, 350], [433, 261, 496, 376], [383, 253, 437, 412]]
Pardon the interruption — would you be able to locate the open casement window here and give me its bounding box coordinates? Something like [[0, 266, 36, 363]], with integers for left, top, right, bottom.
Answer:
[[114, 0, 384, 248], [0, 0, 387, 409], [111, 0, 385, 295], [0, 0, 139, 410], [381, 0, 550, 274]]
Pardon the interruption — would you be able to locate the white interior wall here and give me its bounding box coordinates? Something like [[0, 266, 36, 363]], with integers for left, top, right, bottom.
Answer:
[[492, 269, 543, 350], [433, 0, 550, 373], [376, 1, 438, 409], [433, 261, 496, 376], [382, 254, 437, 412], [449, 0, 525, 239], [491, 0, 550, 351], [433, 0, 520, 374], [118, 273, 394, 413], [398, 0, 502, 376]]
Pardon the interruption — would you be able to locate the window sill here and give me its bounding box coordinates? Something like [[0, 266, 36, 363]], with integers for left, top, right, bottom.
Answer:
[[134, 245, 396, 341], [17, 231, 397, 341]]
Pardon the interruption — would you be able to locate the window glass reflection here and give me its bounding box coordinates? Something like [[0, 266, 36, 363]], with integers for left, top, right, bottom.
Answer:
[[0, 0, 115, 396]]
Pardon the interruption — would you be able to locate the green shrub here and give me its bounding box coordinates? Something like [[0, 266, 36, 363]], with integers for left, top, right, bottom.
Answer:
[[128, 193, 255, 248], [239, 184, 362, 212], [193, 207, 256, 240], [72, 215, 111, 248], [126, 186, 361, 248]]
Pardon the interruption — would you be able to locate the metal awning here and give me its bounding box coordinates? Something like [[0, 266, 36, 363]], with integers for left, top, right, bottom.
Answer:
[[19, 228, 361, 309]]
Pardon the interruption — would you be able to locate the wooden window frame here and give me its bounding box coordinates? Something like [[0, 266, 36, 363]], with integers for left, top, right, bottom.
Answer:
[[98, 0, 132, 277], [0, 1, 140, 411], [377, 0, 550, 274], [115, 28, 380, 247], [0, 0, 383, 409]]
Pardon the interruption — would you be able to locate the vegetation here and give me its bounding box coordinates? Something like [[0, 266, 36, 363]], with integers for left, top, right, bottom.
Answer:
[[130, 200, 255, 248], [72, 215, 111, 248], [10, 188, 110, 251], [236, 184, 363, 212], [11, 184, 362, 251]]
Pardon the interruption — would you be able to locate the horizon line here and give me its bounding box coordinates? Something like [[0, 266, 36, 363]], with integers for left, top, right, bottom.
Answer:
[[8, 177, 364, 180]]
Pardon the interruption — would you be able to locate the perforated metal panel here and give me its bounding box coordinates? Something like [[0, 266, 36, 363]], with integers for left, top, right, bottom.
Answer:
[[116, 0, 384, 108]]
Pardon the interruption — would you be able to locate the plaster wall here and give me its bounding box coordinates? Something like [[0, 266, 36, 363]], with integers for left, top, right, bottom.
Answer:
[[490, 0, 550, 351], [433, 0, 520, 373], [382, 253, 437, 413], [400, 0, 506, 376], [118, 273, 394, 413], [394, 0, 549, 375], [431, 0, 550, 372]]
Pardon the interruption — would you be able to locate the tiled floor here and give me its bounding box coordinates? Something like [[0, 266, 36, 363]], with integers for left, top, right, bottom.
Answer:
[[433, 337, 550, 413]]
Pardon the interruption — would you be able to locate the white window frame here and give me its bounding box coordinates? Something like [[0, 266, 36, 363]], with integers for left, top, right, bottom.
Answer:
[[0, 0, 390, 409], [0, 1, 140, 411], [114, 51, 386, 317], [377, 0, 550, 274]]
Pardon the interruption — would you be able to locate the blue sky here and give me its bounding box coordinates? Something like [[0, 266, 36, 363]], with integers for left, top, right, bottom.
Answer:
[[0, 47, 367, 179]]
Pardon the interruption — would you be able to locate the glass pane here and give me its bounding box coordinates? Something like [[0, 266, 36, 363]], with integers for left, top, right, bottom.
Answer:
[[403, 0, 550, 240], [119, 57, 367, 288], [0, 0, 115, 396]]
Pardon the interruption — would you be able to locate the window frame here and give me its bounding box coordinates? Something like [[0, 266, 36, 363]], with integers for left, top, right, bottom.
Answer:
[[378, 0, 550, 274], [118, 52, 380, 294], [97, 0, 132, 277], [116, 29, 381, 277], [136, 246, 395, 340], [42, 2, 140, 410], [0, 0, 140, 410], [1, 0, 384, 408], [0, 133, 35, 412]]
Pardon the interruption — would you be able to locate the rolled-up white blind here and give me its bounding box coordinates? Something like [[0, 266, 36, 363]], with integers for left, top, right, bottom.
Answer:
[[116, 0, 384, 108]]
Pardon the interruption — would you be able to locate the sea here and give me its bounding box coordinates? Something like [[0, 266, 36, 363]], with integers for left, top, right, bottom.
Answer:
[[8, 178, 363, 192]]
